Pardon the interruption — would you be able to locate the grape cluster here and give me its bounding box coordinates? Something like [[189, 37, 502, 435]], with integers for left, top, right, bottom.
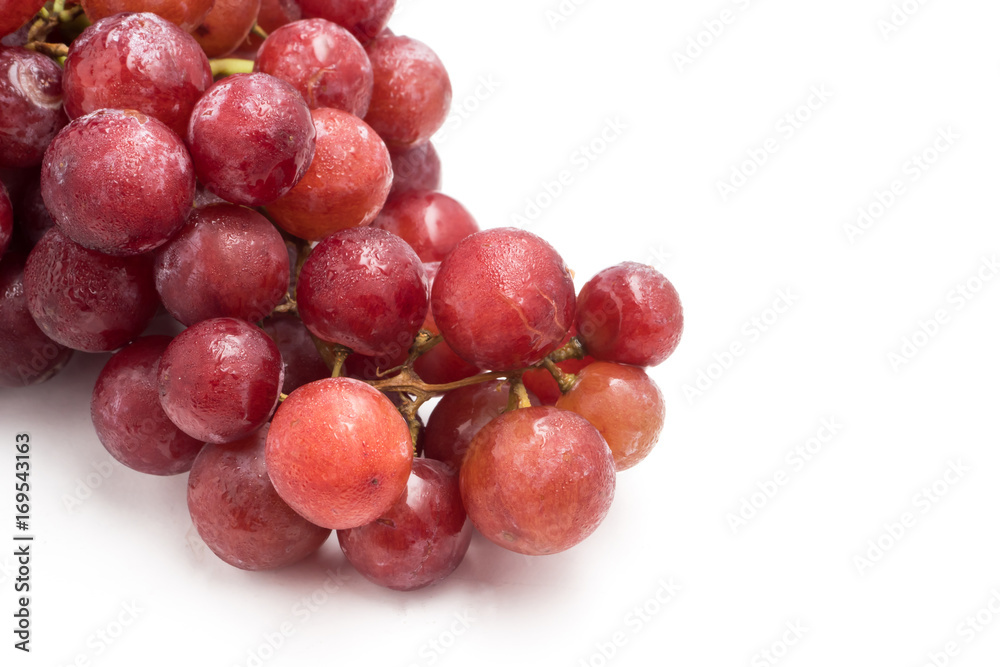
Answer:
[[0, 0, 684, 591]]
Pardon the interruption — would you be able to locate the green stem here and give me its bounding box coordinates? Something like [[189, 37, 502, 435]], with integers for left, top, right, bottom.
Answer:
[[210, 58, 255, 78]]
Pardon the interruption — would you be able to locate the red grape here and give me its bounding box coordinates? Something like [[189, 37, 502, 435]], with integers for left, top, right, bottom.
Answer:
[[423, 381, 537, 474], [255, 18, 373, 116], [239, 0, 302, 53], [193, 0, 262, 58], [0, 253, 72, 387], [364, 32, 451, 149], [576, 262, 683, 367], [338, 458, 472, 590], [0, 47, 66, 168], [371, 190, 478, 263], [408, 260, 478, 385], [187, 72, 316, 207], [153, 204, 290, 326], [555, 361, 665, 471], [431, 227, 575, 370], [298, 0, 394, 44], [389, 142, 441, 198], [297, 226, 429, 358], [41, 109, 196, 256], [260, 313, 331, 394], [265, 377, 413, 529], [188, 425, 332, 570], [0, 181, 10, 257], [91, 336, 206, 475], [157, 317, 284, 444], [23, 228, 158, 352], [266, 106, 392, 241], [63, 13, 213, 137], [81, 0, 216, 33], [14, 176, 54, 249], [0, 2, 46, 39], [460, 406, 615, 555]]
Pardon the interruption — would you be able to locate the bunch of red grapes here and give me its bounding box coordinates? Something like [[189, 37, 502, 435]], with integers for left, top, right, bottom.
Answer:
[[0, 0, 684, 591]]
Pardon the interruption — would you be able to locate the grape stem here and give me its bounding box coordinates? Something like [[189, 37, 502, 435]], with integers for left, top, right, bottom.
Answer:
[[210, 58, 255, 78], [541, 357, 578, 394], [251, 24, 268, 40]]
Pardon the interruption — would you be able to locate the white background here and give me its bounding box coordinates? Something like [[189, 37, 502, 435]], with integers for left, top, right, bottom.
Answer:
[[3, 0, 1000, 665]]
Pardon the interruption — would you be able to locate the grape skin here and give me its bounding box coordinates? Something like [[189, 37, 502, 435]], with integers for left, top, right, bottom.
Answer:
[[0, 47, 66, 168], [188, 425, 332, 571], [193, 0, 262, 59], [81, 0, 216, 33], [298, 0, 395, 45], [63, 12, 213, 137], [91, 336, 205, 475], [338, 458, 472, 591], [388, 142, 441, 198], [371, 190, 479, 263]]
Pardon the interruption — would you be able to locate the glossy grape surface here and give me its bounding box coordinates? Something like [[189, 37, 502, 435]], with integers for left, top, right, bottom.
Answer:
[[338, 458, 471, 591], [157, 317, 284, 444], [423, 381, 536, 473], [153, 204, 290, 326], [23, 228, 158, 352], [260, 313, 331, 395], [388, 142, 441, 197], [372, 190, 478, 263], [556, 361, 665, 471], [266, 107, 391, 241], [576, 262, 683, 367], [0, 253, 72, 387], [0, 1, 46, 39], [0, 47, 66, 168], [460, 406, 615, 555], [364, 32, 451, 149], [91, 336, 205, 475], [81, 0, 216, 32], [256, 18, 373, 115], [431, 227, 575, 371], [297, 226, 428, 358], [188, 425, 332, 570], [298, 0, 394, 44], [266, 377, 413, 530], [41, 109, 196, 256], [187, 73, 316, 207], [64, 13, 213, 137], [193, 0, 261, 58]]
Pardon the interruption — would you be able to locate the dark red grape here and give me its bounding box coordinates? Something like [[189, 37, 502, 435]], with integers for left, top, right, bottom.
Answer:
[[187, 72, 316, 207], [460, 406, 615, 555], [423, 381, 537, 474], [343, 346, 409, 382], [0, 1, 46, 39], [14, 176, 54, 249], [298, 0, 394, 44], [364, 32, 451, 149], [266, 106, 391, 241], [158, 317, 284, 444], [371, 190, 478, 263], [338, 458, 471, 590], [431, 227, 575, 371], [239, 0, 302, 53], [0, 182, 10, 257], [81, 0, 216, 32], [265, 377, 413, 529], [255, 18, 373, 116], [0, 47, 66, 168], [0, 253, 72, 387], [188, 425, 332, 570], [23, 228, 158, 352], [389, 142, 441, 197], [297, 226, 429, 358], [91, 336, 205, 475], [576, 262, 683, 367], [63, 13, 213, 137], [41, 109, 196, 256], [153, 204, 289, 326], [260, 312, 331, 394], [556, 361, 665, 471], [193, 0, 261, 58]]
